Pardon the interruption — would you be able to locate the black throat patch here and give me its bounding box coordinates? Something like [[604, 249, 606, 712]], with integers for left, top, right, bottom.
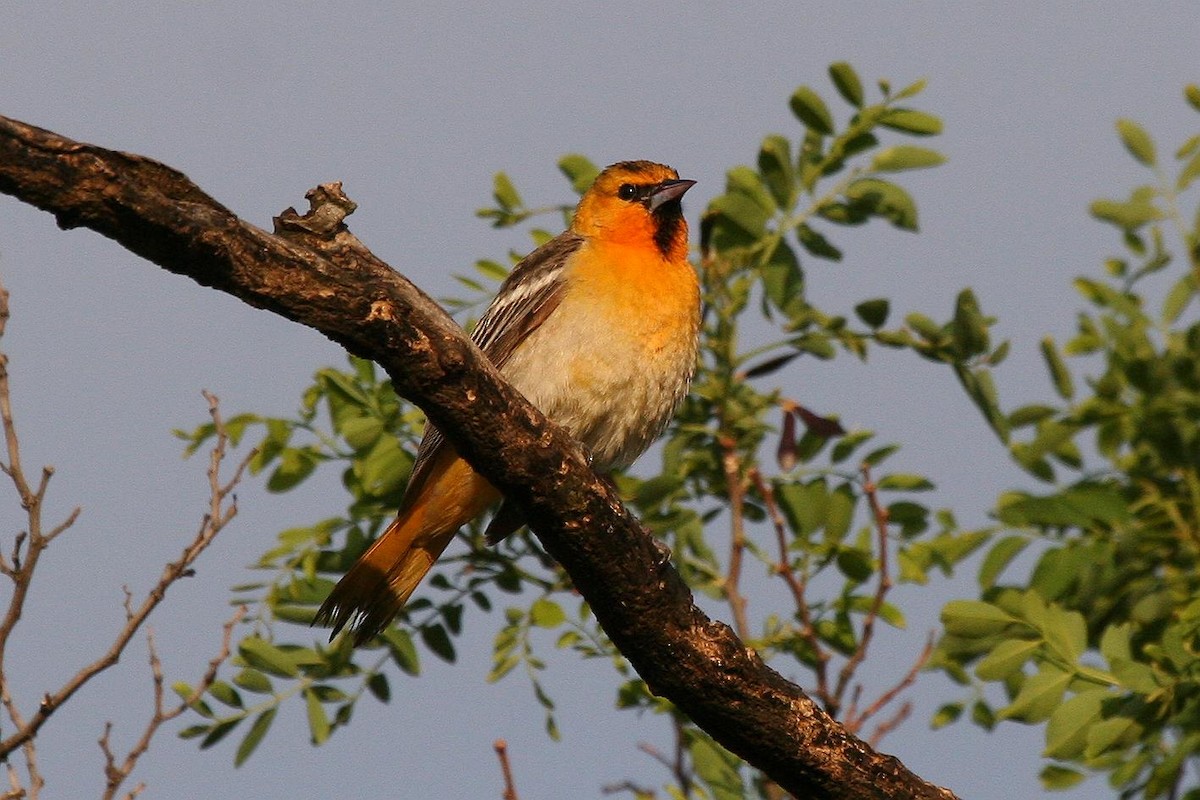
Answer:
[[651, 201, 685, 259]]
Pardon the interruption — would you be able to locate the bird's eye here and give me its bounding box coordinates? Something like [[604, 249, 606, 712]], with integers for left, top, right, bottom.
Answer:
[[617, 183, 638, 201]]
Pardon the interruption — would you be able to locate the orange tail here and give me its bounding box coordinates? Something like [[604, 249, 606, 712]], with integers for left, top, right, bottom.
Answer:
[[315, 451, 499, 644]]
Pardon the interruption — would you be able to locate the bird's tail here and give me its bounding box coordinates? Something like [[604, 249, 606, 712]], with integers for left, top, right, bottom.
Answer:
[[315, 454, 498, 644]]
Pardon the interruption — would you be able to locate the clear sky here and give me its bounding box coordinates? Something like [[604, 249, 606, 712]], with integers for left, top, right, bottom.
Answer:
[[2, 3, 1198, 798]]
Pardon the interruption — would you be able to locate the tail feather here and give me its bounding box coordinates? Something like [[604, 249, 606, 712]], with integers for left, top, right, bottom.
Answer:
[[314, 515, 452, 645], [314, 451, 499, 645]]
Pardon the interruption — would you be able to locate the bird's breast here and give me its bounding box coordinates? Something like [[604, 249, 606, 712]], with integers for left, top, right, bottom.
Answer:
[[500, 250, 700, 470]]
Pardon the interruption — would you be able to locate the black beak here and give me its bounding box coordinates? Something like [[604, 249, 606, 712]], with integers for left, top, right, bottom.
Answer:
[[648, 178, 696, 212]]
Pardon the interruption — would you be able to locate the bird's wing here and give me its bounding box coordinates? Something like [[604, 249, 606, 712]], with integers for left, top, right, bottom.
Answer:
[[398, 230, 585, 510]]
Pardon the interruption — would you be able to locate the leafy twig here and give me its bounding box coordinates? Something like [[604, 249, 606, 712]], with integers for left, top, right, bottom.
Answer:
[[750, 468, 830, 706], [831, 465, 894, 711]]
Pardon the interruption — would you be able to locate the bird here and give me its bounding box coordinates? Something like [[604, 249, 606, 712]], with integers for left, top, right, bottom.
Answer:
[[315, 160, 701, 644]]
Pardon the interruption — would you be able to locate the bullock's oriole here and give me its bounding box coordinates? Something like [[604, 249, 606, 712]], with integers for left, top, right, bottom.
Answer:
[[316, 161, 700, 643]]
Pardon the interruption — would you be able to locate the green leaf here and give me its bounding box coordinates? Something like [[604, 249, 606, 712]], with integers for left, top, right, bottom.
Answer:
[[232, 669, 273, 695], [823, 483, 856, 542], [557, 154, 600, 194], [978, 535, 1028, 589], [830, 430, 874, 464], [760, 240, 806, 317], [941, 600, 1019, 637], [828, 61, 864, 107], [530, 597, 566, 628], [1177, 150, 1200, 190], [383, 628, 420, 675], [999, 665, 1070, 723], [1040, 337, 1074, 400], [339, 415, 384, 451], [686, 730, 746, 800], [876, 473, 934, 491], [1089, 197, 1163, 230], [854, 299, 889, 328], [1162, 273, 1196, 323], [1083, 717, 1138, 761], [492, 172, 521, 210], [420, 623, 456, 663], [893, 78, 929, 101], [789, 86, 834, 135], [861, 443, 900, 467], [1007, 404, 1058, 429], [266, 447, 320, 493], [1115, 118, 1156, 166], [836, 548, 873, 582], [795, 223, 842, 261], [304, 688, 331, 745], [931, 702, 963, 729], [239, 637, 299, 678], [844, 178, 918, 230], [234, 709, 276, 767], [1186, 83, 1200, 113], [871, 145, 945, 172], [474, 259, 510, 282], [1044, 689, 1107, 760], [975, 638, 1040, 681], [1039, 765, 1086, 791], [366, 672, 391, 703], [1041, 605, 1087, 663], [200, 718, 241, 750], [757, 134, 795, 208], [878, 108, 943, 136], [208, 681, 243, 708], [710, 190, 771, 237], [952, 289, 989, 357], [775, 479, 828, 538]]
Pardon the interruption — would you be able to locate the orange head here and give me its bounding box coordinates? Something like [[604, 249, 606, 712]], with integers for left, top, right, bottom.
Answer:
[[570, 161, 695, 262]]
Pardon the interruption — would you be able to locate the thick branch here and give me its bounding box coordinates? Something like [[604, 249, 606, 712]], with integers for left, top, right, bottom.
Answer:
[[0, 115, 958, 800]]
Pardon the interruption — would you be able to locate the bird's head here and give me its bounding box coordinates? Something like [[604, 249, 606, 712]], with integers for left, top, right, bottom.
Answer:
[[571, 160, 695, 260]]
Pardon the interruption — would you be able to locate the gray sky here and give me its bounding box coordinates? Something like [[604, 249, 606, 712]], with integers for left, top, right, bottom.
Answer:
[[2, 3, 1199, 798]]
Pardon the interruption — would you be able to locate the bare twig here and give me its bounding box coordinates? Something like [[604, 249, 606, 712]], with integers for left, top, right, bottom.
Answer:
[[602, 780, 656, 798], [845, 634, 934, 737], [671, 717, 692, 798], [0, 380, 256, 761], [100, 607, 246, 800], [0, 278, 70, 799], [493, 739, 520, 800]]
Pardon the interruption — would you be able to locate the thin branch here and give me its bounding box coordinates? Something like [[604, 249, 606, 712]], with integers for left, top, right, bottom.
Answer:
[[100, 607, 246, 800], [750, 468, 830, 707], [672, 718, 693, 798], [844, 634, 934, 737], [867, 702, 913, 750], [719, 437, 750, 640], [0, 278, 63, 800], [832, 465, 894, 709], [493, 739, 520, 800], [0, 390, 256, 759], [0, 116, 960, 800], [602, 781, 656, 798]]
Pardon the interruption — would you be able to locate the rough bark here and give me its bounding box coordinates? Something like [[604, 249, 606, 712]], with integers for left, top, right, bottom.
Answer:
[[0, 115, 960, 800]]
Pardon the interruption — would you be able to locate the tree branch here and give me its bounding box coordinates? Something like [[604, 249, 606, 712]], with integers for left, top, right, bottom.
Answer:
[[0, 115, 959, 800]]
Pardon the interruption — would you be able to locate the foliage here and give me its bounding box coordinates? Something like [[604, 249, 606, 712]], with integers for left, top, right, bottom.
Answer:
[[175, 62, 987, 795], [932, 87, 1200, 797]]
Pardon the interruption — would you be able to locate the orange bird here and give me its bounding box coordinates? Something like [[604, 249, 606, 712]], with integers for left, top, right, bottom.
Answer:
[[316, 161, 700, 643]]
